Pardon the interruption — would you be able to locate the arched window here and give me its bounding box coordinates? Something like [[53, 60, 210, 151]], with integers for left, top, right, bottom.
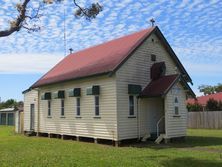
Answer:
[[175, 97, 178, 103]]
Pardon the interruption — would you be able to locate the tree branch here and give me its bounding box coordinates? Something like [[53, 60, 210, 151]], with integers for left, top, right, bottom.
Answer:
[[0, 0, 103, 37], [0, 0, 30, 37], [73, 0, 103, 20]]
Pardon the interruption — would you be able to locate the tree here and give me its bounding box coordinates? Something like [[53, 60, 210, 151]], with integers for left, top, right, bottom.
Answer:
[[0, 0, 103, 37], [198, 85, 215, 95], [218, 100, 222, 110], [206, 98, 219, 111], [0, 99, 24, 110], [0, 99, 18, 109], [198, 83, 222, 95], [215, 83, 222, 93]]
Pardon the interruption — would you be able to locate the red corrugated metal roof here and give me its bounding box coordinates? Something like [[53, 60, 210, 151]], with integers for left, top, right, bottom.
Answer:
[[187, 92, 222, 106], [32, 27, 155, 88], [140, 74, 179, 97]]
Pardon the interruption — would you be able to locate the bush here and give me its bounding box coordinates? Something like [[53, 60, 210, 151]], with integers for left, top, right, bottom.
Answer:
[[206, 98, 220, 111], [187, 98, 222, 112], [187, 102, 203, 112], [218, 101, 222, 110]]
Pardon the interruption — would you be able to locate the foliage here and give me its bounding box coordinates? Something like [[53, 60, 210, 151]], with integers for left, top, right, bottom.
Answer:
[[198, 83, 222, 95], [0, 99, 23, 110], [0, 0, 103, 37], [187, 102, 203, 112], [218, 100, 222, 110], [187, 98, 222, 112], [74, 2, 103, 20], [198, 85, 215, 95], [0, 127, 222, 167], [206, 98, 221, 111], [215, 83, 222, 93]]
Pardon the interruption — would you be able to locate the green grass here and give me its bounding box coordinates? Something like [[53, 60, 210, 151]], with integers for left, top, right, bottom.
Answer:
[[0, 127, 222, 167]]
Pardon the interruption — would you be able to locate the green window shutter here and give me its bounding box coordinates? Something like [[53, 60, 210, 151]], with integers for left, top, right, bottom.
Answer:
[[45, 92, 51, 100], [74, 88, 81, 97], [42, 92, 51, 100], [52, 92, 58, 99], [86, 86, 100, 95], [69, 88, 81, 97], [53, 91, 65, 99], [41, 94, 45, 100], [128, 84, 142, 95], [86, 87, 93, 95], [92, 86, 100, 95], [58, 90, 65, 99]]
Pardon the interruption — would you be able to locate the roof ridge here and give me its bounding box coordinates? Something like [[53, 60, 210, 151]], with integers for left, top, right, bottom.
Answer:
[[68, 27, 155, 57], [31, 27, 156, 88]]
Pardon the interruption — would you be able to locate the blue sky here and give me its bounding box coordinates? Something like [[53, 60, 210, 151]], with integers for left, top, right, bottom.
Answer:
[[0, 0, 221, 101]]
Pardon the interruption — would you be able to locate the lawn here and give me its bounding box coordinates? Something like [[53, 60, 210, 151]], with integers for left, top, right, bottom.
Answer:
[[0, 127, 222, 167]]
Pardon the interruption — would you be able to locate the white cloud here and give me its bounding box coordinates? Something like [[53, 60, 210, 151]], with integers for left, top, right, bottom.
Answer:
[[0, 53, 63, 74], [0, 0, 221, 78]]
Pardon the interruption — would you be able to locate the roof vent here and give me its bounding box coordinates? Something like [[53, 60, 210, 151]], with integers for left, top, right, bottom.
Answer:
[[151, 62, 166, 80], [69, 48, 73, 54]]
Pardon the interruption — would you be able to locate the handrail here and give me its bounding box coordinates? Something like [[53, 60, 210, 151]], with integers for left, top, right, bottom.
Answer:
[[157, 115, 165, 137]]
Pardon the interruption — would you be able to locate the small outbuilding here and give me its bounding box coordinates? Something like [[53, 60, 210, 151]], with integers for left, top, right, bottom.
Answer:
[[0, 108, 16, 126]]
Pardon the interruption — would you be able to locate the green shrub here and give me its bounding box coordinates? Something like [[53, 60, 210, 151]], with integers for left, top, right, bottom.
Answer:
[[218, 100, 222, 110], [187, 102, 203, 112], [206, 98, 219, 111]]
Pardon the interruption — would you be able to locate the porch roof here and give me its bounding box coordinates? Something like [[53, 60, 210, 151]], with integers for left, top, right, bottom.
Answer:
[[140, 74, 179, 98]]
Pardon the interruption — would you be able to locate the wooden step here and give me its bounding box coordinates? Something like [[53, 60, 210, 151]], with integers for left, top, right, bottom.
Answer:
[[25, 131, 35, 137], [155, 134, 165, 144]]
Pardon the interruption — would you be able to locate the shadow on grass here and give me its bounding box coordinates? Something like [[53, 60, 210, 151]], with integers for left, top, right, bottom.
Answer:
[[129, 136, 222, 149], [161, 157, 222, 167]]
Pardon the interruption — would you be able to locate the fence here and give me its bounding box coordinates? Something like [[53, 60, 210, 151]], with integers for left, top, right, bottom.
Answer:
[[188, 111, 222, 129]]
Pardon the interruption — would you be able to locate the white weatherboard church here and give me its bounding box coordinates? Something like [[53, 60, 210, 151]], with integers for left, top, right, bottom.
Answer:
[[23, 26, 195, 145]]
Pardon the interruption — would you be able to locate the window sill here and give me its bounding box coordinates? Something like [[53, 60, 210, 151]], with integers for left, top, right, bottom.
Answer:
[[47, 116, 52, 118], [75, 116, 82, 119], [93, 116, 101, 119], [128, 116, 136, 118], [60, 116, 66, 118], [173, 115, 181, 118]]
